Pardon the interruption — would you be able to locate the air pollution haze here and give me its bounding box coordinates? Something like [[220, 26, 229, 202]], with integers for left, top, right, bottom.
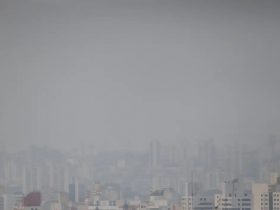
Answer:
[[0, 0, 280, 153], [1, 1, 280, 210]]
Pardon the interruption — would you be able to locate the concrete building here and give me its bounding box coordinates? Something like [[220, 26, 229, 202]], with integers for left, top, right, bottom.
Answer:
[[182, 180, 252, 210], [69, 178, 86, 203], [252, 183, 269, 210], [88, 200, 122, 210], [181, 190, 220, 210], [150, 141, 161, 169], [23, 192, 41, 210], [217, 180, 251, 210], [0, 193, 24, 210]]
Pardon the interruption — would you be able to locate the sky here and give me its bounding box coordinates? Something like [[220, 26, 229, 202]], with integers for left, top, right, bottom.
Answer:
[[0, 0, 280, 152]]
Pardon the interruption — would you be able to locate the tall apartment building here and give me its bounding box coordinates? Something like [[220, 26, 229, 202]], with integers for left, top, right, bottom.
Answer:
[[182, 180, 252, 210], [252, 183, 269, 210], [252, 174, 280, 210]]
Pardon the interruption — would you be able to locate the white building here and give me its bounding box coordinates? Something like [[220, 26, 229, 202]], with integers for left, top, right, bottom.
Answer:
[[252, 183, 269, 210], [0, 193, 24, 210], [182, 180, 252, 210], [88, 200, 122, 210], [271, 191, 280, 210]]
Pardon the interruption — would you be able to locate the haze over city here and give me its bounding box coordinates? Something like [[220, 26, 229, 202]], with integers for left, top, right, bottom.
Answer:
[[1, 0, 280, 152], [0, 1, 280, 210]]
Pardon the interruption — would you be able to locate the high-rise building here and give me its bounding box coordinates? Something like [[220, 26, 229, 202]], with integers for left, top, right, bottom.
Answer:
[[149, 141, 160, 169], [0, 193, 23, 210], [252, 183, 269, 210], [69, 178, 86, 203]]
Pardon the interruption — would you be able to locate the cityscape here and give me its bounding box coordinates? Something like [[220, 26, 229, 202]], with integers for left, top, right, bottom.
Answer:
[[1, 0, 280, 210], [1, 138, 280, 210]]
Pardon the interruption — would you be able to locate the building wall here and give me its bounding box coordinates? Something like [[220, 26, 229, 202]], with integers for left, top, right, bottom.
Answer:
[[252, 183, 269, 210]]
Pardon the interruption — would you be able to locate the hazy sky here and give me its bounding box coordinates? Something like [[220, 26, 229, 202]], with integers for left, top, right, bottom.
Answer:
[[0, 0, 280, 152]]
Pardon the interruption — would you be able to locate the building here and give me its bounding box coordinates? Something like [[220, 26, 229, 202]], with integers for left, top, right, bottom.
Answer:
[[23, 192, 41, 210], [252, 183, 269, 210], [69, 179, 86, 203], [182, 179, 252, 210], [0, 193, 24, 210], [150, 141, 161, 169], [181, 190, 220, 210], [88, 200, 122, 210], [217, 180, 251, 210]]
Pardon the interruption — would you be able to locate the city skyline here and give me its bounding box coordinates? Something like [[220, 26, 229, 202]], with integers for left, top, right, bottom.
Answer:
[[0, 0, 280, 209]]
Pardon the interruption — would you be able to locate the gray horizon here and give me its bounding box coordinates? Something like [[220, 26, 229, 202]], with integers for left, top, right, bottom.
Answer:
[[0, 0, 280, 152]]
